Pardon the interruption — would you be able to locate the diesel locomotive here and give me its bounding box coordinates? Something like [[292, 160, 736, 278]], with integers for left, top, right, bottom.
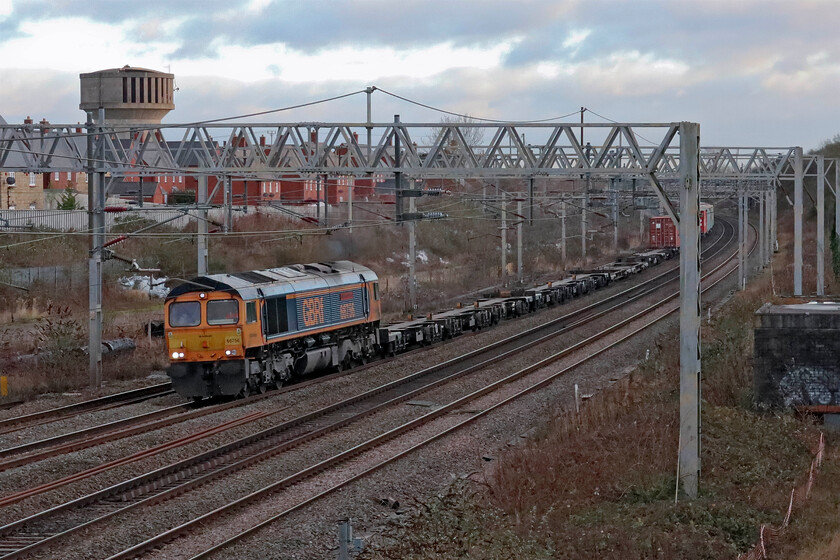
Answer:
[[165, 261, 380, 399]]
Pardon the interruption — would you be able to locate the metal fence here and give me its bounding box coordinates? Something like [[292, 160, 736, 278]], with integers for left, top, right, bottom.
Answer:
[[0, 263, 88, 289], [0, 204, 323, 233], [0, 208, 201, 232]]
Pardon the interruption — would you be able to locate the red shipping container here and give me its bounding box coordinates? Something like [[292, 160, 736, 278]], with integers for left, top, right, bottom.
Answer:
[[649, 216, 679, 248], [699, 203, 714, 234]]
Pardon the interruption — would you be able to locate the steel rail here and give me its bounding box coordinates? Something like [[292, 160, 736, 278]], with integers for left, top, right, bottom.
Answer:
[[0, 382, 173, 435], [118, 221, 751, 560]]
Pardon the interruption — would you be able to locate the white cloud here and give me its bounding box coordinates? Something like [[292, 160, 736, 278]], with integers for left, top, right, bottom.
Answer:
[[178, 40, 515, 83], [563, 29, 590, 49], [533, 51, 690, 96], [0, 17, 180, 72], [762, 52, 840, 96], [0, 15, 515, 86]]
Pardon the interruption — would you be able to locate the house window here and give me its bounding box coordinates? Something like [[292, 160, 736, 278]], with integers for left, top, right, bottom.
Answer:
[[29, 173, 36, 187], [179, 176, 183, 183], [66, 172, 72, 180], [54, 172, 59, 181]]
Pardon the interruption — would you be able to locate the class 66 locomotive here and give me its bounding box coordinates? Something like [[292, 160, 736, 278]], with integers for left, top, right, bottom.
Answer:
[[165, 261, 381, 400]]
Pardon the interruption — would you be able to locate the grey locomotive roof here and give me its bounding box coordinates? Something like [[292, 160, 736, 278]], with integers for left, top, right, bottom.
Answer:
[[166, 260, 377, 300]]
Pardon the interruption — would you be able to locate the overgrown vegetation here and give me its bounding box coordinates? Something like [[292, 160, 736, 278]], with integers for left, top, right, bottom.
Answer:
[[359, 209, 838, 559]]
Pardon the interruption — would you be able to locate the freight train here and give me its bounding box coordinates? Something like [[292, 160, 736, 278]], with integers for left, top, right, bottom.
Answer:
[[648, 203, 715, 248], [164, 252, 677, 400]]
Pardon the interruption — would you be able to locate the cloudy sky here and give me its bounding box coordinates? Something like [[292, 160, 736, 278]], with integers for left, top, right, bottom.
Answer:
[[0, 0, 837, 149]]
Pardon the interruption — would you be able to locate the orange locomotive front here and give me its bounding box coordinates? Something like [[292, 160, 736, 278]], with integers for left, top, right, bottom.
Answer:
[[165, 261, 381, 399]]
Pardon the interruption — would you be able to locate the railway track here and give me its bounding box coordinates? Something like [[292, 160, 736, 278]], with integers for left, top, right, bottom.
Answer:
[[0, 223, 726, 473], [0, 383, 173, 437], [110, 219, 748, 560], [0, 220, 737, 559]]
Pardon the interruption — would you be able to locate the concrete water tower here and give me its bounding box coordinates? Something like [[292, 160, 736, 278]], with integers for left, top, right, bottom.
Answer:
[[79, 66, 174, 124]]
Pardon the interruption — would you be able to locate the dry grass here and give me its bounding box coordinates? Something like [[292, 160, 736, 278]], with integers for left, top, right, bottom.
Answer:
[[362, 208, 839, 559]]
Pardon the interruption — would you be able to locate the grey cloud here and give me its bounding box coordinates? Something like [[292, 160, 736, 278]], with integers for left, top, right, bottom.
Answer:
[[164, 0, 565, 59]]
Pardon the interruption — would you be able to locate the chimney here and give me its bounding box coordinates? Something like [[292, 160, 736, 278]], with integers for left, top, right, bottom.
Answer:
[[259, 135, 266, 146], [24, 116, 32, 125], [39, 118, 50, 134], [353, 132, 359, 141]]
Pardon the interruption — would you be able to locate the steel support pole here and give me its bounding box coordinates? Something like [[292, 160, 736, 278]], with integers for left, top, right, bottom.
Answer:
[[836, 164, 840, 239], [612, 178, 619, 252], [324, 175, 330, 227], [366, 87, 373, 162], [316, 175, 321, 226], [517, 200, 523, 283], [223, 175, 232, 233], [197, 175, 209, 276], [794, 147, 804, 296], [394, 115, 402, 222], [738, 191, 745, 290], [772, 182, 779, 254], [817, 156, 825, 295], [408, 183, 417, 313], [640, 209, 644, 241], [581, 178, 589, 261], [528, 177, 534, 225], [678, 121, 700, 500], [759, 189, 765, 266], [767, 191, 773, 264], [87, 109, 103, 389], [501, 200, 507, 282], [561, 200, 567, 265], [347, 182, 353, 233]]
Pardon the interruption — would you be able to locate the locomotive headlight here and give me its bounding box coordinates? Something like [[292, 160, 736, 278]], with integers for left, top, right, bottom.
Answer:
[[225, 349, 237, 356], [171, 351, 180, 359]]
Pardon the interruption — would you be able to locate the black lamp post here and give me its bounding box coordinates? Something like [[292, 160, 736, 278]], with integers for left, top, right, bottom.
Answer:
[[5, 175, 15, 209]]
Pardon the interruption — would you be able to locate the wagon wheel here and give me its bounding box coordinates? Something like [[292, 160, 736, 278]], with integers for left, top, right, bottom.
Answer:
[[258, 383, 268, 394], [342, 352, 353, 371], [238, 383, 251, 399]]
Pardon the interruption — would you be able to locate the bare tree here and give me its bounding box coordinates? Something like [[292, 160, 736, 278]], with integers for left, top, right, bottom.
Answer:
[[423, 114, 486, 155]]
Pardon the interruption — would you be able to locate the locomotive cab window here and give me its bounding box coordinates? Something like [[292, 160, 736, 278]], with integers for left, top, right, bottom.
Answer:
[[264, 296, 289, 336], [169, 301, 200, 327], [373, 282, 379, 301], [246, 301, 257, 323], [207, 300, 239, 325]]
